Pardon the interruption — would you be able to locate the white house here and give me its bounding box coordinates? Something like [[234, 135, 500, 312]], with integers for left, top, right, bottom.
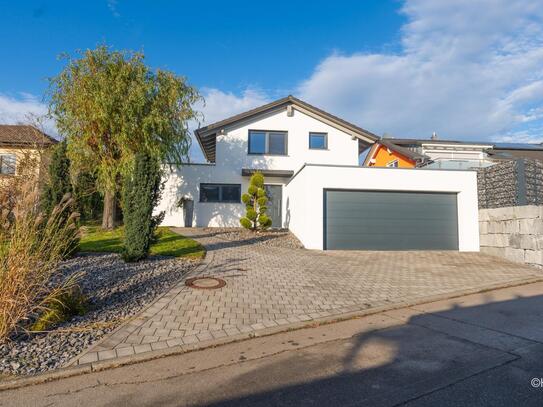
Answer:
[[157, 96, 480, 251]]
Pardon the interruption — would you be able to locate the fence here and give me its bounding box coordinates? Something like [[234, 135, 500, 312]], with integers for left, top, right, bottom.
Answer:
[[477, 159, 543, 209]]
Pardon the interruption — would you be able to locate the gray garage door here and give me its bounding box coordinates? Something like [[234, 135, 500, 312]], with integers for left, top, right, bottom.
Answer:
[[324, 190, 459, 250]]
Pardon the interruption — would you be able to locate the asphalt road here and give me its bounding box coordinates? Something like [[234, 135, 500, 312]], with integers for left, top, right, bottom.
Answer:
[[4, 282, 543, 406]]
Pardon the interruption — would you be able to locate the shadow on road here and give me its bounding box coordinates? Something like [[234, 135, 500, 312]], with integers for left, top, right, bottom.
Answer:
[[127, 291, 543, 406]]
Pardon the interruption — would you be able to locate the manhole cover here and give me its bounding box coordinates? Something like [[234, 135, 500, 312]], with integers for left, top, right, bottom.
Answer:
[[185, 277, 226, 290]]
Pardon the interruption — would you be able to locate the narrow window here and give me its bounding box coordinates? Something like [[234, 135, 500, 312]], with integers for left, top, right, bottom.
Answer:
[[248, 130, 287, 155], [0, 154, 16, 175], [309, 132, 327, 149], [200, 183, 241, 203]]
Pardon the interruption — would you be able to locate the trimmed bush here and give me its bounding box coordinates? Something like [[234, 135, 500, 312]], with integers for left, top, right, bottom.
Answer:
[[240, 172, 272, 231], [121, 152, 164, 262]]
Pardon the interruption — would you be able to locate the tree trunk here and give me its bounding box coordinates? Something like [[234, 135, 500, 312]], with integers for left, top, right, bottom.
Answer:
[[102, 190, 116, 230]]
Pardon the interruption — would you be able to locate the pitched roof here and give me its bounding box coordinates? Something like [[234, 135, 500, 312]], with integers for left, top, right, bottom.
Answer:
[[195, 95, 379, 162], [362, 139, 428, 166], [0, 125, 57, 148]]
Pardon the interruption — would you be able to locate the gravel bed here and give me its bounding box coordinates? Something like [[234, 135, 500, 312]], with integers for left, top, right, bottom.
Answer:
[[203, 227, 304, 249], [0, 253, 196, 377]]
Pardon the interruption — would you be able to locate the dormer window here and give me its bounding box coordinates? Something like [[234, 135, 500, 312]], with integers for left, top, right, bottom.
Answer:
[[248, 130, 287, 155]]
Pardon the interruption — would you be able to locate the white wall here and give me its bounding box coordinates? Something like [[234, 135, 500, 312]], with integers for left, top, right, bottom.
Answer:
[[158, 106, 359, 228], [284, 165, 480, 251], [214, 106, 360, 171]]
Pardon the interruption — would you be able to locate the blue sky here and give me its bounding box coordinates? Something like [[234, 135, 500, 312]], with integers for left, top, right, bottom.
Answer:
[[1, 0, 543, 159], [0, 1, 403, 99]]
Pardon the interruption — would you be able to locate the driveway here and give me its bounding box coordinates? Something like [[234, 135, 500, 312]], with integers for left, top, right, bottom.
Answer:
[[72, 228, 542, 366], [8, 281, 543, 406]]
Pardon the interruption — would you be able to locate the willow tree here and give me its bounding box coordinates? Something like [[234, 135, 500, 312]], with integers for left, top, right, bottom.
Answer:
[[49, 45, 200, 229]]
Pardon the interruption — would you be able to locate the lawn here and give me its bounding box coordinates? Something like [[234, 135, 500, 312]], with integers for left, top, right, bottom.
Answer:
[[79, 224, 205, 259]]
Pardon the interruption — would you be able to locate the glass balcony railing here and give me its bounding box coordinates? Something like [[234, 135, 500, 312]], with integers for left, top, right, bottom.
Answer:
[[420, 159, 495, 170]]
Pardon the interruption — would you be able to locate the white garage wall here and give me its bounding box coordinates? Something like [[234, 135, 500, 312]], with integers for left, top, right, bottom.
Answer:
[[285, 164, 480, 251]]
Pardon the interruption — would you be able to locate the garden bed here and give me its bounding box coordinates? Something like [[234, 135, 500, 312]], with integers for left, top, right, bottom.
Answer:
[[202, 227, 304, 249], [0, 252, 197, 377]]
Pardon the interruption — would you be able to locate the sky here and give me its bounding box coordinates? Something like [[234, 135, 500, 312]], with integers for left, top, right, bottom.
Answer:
[[1, 0, 543, 161]]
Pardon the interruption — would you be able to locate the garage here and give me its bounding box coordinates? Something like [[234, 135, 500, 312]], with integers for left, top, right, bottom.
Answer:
[[324, 190, 459, 250]]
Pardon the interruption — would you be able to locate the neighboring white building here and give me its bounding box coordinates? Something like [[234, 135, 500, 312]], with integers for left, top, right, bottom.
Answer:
[[387, 137, 495, 170], [157, 96, 480, 251]]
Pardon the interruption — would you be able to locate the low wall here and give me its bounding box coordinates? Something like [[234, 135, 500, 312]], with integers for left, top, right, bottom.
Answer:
[[479, 205, 543, 268]]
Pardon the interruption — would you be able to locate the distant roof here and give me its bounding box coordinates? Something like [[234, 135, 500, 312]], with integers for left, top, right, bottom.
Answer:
[[195, 95, 379, 162], [492, 142, 543, 151], [378, 139, 428, 161], [386, 138, 494, 147], [0, 125, 57, 147]]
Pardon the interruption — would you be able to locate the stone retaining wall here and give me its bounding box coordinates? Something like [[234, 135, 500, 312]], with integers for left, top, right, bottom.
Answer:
[[479, 205, 543, 268]]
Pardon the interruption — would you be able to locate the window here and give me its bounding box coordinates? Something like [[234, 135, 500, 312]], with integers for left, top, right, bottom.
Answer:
[[248, 130, 287, 155], [0, 154, 16, 175], [200, 183, 241, 203], [309, 132, 327, 149], [386, 159, 399, 168]]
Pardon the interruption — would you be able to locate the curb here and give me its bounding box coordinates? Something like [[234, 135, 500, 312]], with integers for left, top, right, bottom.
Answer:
[[1, 274, 542, 392]]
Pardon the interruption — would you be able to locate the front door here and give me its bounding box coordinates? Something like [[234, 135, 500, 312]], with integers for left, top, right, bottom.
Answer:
[[264, 185, 282, 228]]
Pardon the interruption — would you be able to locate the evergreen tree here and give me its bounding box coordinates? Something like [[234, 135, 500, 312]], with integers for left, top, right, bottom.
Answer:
[[240, 172, 272, 231], [42, 140, 72, 215], [121, 152, 164, 262]]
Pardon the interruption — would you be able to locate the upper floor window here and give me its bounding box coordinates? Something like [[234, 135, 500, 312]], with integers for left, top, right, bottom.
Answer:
[[309, 132, 327, 149], [200, 183, 241, 203], [248, 130, 287, 155], [386, 159, 399, 168], [0, 154, 16, 175]]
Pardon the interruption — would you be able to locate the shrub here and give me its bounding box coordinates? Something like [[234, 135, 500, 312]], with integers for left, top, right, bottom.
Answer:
[[0, 179, 81, 340], [240, 172, 272, 231], [121, 152, 165, 262]]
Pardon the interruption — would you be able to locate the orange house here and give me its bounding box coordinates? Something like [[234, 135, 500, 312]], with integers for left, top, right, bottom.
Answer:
[[363, 140, 427, 168]]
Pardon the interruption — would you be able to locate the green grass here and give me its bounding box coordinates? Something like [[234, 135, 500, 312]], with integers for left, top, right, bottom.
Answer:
[[79, 225, 205, 259]]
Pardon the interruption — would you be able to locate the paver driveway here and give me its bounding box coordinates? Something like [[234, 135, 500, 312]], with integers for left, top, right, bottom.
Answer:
[[73, 228, 543, 365]]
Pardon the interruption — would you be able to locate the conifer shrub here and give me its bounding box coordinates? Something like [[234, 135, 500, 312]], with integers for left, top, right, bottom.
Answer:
[[121, 152, 164, 262], [240, 172, 272, 231]]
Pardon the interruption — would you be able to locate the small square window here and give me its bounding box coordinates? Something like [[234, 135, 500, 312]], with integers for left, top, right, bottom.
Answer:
[[309, 133, 327, 149]]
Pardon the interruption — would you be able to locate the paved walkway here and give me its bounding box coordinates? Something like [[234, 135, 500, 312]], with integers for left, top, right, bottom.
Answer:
[[72, 228, 543, 366]]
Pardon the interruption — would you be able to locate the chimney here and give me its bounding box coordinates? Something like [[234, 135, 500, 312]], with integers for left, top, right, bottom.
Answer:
[[431, 131, 438, 140]]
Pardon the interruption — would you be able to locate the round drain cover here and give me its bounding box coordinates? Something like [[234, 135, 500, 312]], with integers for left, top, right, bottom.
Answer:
[[185, 277, 226, 290]]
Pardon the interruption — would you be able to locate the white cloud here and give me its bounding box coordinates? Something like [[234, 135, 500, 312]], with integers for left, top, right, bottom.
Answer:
[[297, 0, 543, 142], [0, 93, 57, 136], [107, 0, 120, 18], [197, 88, 270, 126]]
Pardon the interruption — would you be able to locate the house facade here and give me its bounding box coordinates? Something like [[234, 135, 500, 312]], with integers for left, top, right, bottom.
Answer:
[[0, 125, 56, 182], [157, 96, 480, 251]]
